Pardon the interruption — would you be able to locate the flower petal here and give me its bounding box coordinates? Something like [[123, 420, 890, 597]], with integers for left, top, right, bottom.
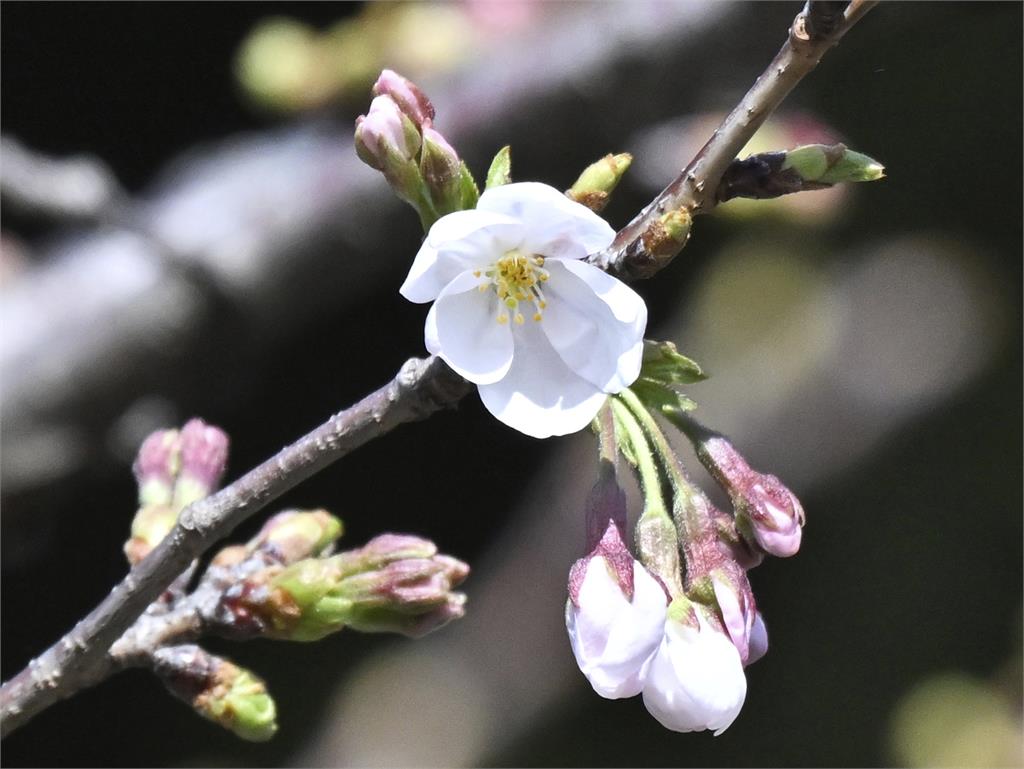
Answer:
[[641, 614, 747, 735], [477, 318, 608, 438], [566, 557, 667, 699], [430, 271, 514, 384], [540, 260, 646, 392], [400, 209, 522, 303], [477, 182, 615, 260]]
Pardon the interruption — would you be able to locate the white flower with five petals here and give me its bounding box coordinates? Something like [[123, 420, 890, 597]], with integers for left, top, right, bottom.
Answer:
[[400, 182, 647, 438]]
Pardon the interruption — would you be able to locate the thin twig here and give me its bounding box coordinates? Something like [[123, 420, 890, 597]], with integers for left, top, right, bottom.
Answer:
[[0, 355, 469, 736], [588, 0, 878, 280]]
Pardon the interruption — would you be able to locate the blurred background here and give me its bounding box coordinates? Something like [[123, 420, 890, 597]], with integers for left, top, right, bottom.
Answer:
[[1, 2, 1020, 767]]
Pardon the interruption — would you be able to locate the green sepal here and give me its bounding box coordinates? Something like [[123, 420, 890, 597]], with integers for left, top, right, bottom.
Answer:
[[631, 380, 698, 417], [458, 162, 480, 210], [485, 145, 512, 189], [639, 339, 707, 385]]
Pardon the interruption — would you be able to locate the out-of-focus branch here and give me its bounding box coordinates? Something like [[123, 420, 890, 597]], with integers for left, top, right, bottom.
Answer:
[[0, 137, 128, 224], [589, 0, 879, 280], [0, 355, 469, 737]]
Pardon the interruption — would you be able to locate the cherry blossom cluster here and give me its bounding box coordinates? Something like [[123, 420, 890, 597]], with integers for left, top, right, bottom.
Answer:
[[565, 383, 804, 734]]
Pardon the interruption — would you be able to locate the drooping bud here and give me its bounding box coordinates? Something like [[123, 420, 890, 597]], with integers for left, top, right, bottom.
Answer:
[[173, 419, 229, 510], [124, 504, 178, 564], [566, 152, 632, 213], [641, 598, 747, 735], [133, 428, 181, 507], [216, 535, 469, 641], [566, 540, 667, 699], [692, 434, 804, 558], [782, 143, 885, 184], [355, 95, 421, 171], [709, 565, 758, 665], [153, 645, 278, 742], [247, 509, 344, 565], [372, 69, 435, 127]]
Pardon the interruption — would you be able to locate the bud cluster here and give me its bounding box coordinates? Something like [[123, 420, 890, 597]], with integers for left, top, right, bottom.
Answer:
[[566, 351, 805, 735], [355, 69, 478, 229], [126, 419, 229, 564], [212, 533, 469, 642]]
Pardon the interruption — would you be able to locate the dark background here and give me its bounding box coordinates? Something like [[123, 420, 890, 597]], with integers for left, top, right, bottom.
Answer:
[[2, 2, 1021, 767]]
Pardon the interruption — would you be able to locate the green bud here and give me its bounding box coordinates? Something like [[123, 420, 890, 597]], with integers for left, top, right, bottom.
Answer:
[[202, 666, 278, 742], [640, 207, 692, 259], [124, 504, 178, 564], [567, 153, 632, 212], [485, 145, 512, 189], [230, 535, 469, 641], [154, 645, 278, 742], [783, 143, 885, 184], [248, 509, 344, 565], [421, 125, 471, 218]]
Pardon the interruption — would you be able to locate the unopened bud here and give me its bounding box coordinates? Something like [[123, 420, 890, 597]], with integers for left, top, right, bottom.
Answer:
[[355, 95, 421, 171], [567, 153, 632, 212], [124, 504, 178, 564], [421, 125, 477, 215], [695, 435, 804, 558], [641, 208, 692, 260], [782, 143, 885, 184], [709, 566, 758, 665], [133, 429, 181, 507], [248, 509, 343, 565], [173, 419, 229, 509], [372, 69, 434, 127], [154, 645, 277, 742], [635, 512, 684, 599], [218, 535, 469, 641]]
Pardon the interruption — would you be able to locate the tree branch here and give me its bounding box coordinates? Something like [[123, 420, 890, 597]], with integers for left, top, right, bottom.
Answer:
[[0, 355, 469, 736], [588, 0, 878, 280]]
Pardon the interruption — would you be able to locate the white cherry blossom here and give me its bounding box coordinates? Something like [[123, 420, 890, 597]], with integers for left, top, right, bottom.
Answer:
[[641, 606, 748, 735], [400, 182, 647, 438], [565, 556, 667, 699]]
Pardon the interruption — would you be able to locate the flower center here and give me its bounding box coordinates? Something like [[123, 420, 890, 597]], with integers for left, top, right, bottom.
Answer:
[[474, 249, 550, 325]]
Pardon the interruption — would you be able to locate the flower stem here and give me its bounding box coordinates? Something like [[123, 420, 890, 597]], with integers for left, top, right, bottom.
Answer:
[[616, 389, 717, 571]]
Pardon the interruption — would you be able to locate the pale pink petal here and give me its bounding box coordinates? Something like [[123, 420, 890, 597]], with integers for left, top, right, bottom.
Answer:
[[477, 319, 607, 438], [430, 271, 514, 384], [540, 260, 646, 392]]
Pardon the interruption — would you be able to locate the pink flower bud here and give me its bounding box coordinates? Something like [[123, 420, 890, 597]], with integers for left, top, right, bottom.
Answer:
[[566, 553, 667, 699], [734, 473, 804, 558], [173, 418, 229, 509], [696, 435, 804, 558], [710, 567, 758, 665], [641, 603, 747, 735], [133, 428, 181, 506], [372, 69, 435, 127], [355, 95, 420, 170]]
